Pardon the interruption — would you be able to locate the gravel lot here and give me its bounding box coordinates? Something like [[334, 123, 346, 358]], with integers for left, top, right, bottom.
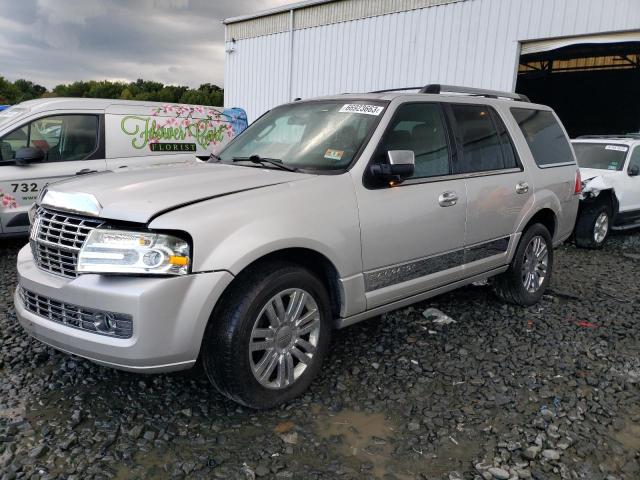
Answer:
[[1, 233, 639, 480]]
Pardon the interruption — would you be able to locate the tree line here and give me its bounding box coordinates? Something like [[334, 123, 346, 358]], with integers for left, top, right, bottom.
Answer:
[[0, 77, 224, 106]]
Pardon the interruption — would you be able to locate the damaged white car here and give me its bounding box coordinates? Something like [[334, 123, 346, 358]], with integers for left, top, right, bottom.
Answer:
[[572, 135, 640, 248]]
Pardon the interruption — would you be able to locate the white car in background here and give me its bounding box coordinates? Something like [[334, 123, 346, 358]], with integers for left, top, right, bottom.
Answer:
[[572, 135, 640, 248], [0, 98, 247, 237]]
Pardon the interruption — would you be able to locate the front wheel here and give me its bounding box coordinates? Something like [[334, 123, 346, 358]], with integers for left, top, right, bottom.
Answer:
[[575, 204, 611, 249], [201, 262, 332, 409], [492, 224, 553, 306]]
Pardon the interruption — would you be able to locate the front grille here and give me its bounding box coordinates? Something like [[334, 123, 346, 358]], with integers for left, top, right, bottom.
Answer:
[[19, 287, 133, 339], [30, 207, 104, 278]]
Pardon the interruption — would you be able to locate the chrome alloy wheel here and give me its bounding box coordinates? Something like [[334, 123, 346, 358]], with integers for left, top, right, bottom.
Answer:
[[249, 288, 321, 389], [521, 235, 549, 294], [593, 212, 609, 244]]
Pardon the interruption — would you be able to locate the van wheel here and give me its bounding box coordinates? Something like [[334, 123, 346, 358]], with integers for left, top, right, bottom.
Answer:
[[492, 224, 553, 306], [201, 262, 332, 409], [575, 204, 611, 249]]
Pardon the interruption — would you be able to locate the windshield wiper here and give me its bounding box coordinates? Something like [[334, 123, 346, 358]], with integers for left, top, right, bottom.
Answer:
[[232, 155, 298, 172], [207, 153, 222, 163]]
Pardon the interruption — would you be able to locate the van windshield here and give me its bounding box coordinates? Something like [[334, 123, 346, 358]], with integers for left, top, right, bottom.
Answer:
[[573, 142, 628, 171], [217, 100, 387, 172], [0, 106, 28, 128]]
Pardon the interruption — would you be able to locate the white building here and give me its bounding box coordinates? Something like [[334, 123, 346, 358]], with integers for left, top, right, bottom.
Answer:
[[223, 0, 640, 135]]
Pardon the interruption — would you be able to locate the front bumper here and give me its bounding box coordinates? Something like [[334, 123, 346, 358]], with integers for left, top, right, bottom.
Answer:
[[14, 245, 234, 373]]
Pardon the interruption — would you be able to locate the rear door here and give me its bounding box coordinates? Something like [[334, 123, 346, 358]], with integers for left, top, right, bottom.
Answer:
[[510, 107, 578, 241], [445, 103, 533, 274], [355, 102, 468, 309], [0, 113, 105, 234]]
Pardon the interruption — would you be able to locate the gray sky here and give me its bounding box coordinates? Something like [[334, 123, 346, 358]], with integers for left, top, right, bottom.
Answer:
[[0, 0, 293, 89]]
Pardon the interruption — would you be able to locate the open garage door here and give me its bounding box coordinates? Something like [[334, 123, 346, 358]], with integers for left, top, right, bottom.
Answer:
[[516, 32, 640, 138]]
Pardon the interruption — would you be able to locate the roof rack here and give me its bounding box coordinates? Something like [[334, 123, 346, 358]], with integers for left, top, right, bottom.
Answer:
[[577, 134, 640, 140], [370, 84, 530, 102]]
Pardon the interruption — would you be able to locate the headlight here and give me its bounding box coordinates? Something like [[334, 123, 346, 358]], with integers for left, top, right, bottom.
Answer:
[[28, 203, 37, 225], [77, 229, 190, 275]]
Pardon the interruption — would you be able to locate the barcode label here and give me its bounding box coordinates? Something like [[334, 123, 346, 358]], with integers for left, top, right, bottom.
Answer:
[[339, 104, 384, 116]]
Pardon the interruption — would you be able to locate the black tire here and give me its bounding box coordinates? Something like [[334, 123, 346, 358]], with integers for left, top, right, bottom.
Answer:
[[492, 223, 553, 306], [201, 261, 332, 409], [575, 203, 611, 249]]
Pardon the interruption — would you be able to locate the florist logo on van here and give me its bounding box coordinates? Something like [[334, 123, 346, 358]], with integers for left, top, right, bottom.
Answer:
[[120, 105, 234, 151]]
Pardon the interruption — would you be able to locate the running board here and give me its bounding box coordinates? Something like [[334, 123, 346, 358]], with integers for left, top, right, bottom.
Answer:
[[612, 222, 640, 231], [335, 266, 508, 329]]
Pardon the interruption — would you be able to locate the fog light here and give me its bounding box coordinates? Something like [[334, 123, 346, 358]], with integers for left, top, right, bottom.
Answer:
[[93, 313, 116, 333]]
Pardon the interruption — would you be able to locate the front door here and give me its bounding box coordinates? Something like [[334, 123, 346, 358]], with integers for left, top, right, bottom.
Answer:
[[618, 146, 640, 222], [354, 102, 468, 310], [0, 114, 106, 234]]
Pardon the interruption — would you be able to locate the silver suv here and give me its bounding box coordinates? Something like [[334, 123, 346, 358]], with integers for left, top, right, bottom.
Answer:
[[15, 85, 580, 408]]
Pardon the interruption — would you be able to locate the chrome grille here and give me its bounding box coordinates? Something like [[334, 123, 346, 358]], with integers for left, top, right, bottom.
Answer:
[[19, 287, 133, 339], [30, 207, 104, 278]]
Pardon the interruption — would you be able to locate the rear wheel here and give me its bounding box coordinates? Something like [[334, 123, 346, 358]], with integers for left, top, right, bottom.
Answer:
[[575, 203, 611, 249], [493, 223, 553, 306], [201, 262, 332, 409]]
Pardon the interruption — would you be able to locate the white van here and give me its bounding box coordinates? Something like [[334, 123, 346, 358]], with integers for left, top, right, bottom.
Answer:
[[0, 98, 247, 236]]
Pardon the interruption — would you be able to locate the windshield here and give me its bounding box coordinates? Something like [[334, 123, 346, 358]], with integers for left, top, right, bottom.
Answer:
[[0, 106, 28, 128], [217, 100, 387, 171], [572, 142, 629, 171]]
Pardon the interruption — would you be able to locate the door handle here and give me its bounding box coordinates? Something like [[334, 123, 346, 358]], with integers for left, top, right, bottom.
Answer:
[[516, 182, 530, 194], [76, 169, 97, 175], [438, 191, 458, 207]]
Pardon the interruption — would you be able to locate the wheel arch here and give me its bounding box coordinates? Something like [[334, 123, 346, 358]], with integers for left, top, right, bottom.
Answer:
[[521, 208, 558, 239], [222, 247, 344, 320], [580, 188, 619, 218]]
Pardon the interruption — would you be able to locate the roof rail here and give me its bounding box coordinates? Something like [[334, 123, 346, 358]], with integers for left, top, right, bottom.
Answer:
[[577, 134, 640, 139], [370, 86, 424, 93], [421, 84, 530, 102], [370, 84, 530, 102]]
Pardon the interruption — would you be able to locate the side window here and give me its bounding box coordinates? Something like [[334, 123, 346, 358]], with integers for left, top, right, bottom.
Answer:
[[511, 108, 574, 167], [450, 104, 504, 174], [630, 147, 640, 171], [492, 111, 519, 169], [379, 103, 450, 179], [0, 125, 29, 165], [0, 115, 99, 164]]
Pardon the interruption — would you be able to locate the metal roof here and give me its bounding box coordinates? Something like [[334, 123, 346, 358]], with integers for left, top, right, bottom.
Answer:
[[224, 0, 466, 40], [224, 0, 333, 24]]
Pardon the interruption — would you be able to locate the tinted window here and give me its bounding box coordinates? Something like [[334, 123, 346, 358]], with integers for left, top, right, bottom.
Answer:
[[630, 147, 640, 171], [451, 105, 505, 173], [511, 108, 574, 167], [493, 111, 519, 169], [378, 103, 450, 178], [0, 115, 98, 165], [572, 143, 628, 171]]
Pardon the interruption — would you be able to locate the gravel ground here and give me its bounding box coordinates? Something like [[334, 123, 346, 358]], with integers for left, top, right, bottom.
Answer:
[[1, 233, 639, 480]]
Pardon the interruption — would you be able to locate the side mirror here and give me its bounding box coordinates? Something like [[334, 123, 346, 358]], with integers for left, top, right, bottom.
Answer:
[[629, 165, 640, 177], [15, 147, 44, 165], [370, 150, 415, 184]]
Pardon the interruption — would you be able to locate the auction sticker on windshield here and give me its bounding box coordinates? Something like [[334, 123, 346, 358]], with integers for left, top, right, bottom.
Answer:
[[605, 145, 628, 152], [339, 104, 384, 116]]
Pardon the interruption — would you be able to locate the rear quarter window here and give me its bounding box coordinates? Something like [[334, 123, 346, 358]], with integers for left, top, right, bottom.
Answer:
[[511, 108, 575, 168]]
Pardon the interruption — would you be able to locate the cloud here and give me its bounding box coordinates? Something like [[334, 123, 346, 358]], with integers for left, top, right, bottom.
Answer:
[[0, 0, 293, 89], [36, 0, 107, 26]]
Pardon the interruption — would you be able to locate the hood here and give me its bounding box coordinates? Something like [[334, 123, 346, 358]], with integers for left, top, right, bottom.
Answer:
[[579, 167, 619, 181], [42, 162, 313, 223]]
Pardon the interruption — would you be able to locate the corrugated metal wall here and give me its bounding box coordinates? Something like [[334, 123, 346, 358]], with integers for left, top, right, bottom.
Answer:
[[224, 0, 640, 121]]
